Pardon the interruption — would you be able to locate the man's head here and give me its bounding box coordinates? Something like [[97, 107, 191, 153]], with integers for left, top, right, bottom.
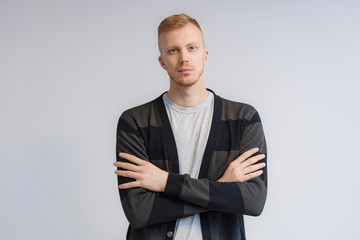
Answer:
[[158, 14, 208, 88]]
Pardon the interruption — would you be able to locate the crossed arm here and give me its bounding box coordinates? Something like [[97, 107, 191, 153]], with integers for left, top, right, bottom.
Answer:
[[114, 148, 266, 228], [114, 147, 265, 192]]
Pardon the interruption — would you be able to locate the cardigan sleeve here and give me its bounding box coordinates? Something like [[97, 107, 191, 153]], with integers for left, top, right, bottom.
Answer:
[[164, 110, 267, 216], [116, 113, 208, 229]]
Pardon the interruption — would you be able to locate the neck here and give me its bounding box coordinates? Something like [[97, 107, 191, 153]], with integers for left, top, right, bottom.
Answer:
[[167, 78, 208, 107]]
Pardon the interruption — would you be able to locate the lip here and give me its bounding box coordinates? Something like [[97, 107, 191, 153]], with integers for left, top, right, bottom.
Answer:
[[177, 68, 193, 73]]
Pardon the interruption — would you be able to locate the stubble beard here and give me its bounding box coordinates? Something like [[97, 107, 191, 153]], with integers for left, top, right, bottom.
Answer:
[[169, 68, 204, 87]]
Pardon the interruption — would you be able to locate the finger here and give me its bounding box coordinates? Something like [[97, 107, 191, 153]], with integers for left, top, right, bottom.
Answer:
[[114, 161, 140, 172], [119, 181, 141, 189], [114, 170, 141, 179], [241, 154, 266, 168], [119, 152, 144, 165], [235, 147, 259, 164], [243, 162, 266, 175], [242, 170, 263, 182]]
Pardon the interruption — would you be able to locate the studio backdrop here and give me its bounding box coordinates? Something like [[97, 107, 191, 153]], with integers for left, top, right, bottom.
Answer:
[[1, 1, 359, 239]]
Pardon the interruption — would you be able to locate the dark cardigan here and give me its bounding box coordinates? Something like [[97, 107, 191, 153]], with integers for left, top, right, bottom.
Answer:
[[116, 90, 267, 240]]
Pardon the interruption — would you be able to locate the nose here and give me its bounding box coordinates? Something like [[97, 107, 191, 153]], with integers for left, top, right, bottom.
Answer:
[[179, 51, 189, 64]]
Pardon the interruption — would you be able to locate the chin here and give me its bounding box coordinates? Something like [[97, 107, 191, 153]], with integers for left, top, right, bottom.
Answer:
[[171, 74, 202, 87], [173, 78, 198, 87]]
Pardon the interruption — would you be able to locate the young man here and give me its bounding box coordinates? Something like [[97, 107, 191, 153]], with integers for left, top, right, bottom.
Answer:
[[114, 14, 267, 240]]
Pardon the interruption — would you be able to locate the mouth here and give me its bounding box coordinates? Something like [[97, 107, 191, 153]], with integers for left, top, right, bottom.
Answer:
[[177, 68, 193, 74]]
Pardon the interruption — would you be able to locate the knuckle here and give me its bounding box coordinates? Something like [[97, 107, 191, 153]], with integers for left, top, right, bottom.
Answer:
[[248, 165, 256, 172], [231, 167, 239, 175], [249, 157, 257, 164], [248, 172, 256, 179], [139, 166, 146, 173], [138, 180, 145, 187]]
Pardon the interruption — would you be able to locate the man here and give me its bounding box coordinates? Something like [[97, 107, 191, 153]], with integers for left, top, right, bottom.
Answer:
[[114, 14, 267, 240]]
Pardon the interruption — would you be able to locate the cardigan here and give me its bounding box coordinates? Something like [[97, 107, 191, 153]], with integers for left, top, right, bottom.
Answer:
[[116, 90, 267, 240]]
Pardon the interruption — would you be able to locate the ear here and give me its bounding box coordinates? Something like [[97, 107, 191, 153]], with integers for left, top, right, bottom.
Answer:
[[203, 49, 209, 65], [158, 55, 167, 70]]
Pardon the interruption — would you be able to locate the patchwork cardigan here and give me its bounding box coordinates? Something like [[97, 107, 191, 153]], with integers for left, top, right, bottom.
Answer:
[[116, 90, 267, 240]]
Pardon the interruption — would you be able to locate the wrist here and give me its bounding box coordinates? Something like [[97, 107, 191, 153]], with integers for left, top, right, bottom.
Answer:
[[160, 171, 169, 192]]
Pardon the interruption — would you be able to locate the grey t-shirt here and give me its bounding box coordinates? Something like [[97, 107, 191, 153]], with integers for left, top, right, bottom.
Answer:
[[163, 91, 214, 240]]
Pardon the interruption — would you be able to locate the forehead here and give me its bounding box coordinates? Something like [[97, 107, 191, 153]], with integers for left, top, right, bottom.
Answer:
[[158, 23, 204, 48]]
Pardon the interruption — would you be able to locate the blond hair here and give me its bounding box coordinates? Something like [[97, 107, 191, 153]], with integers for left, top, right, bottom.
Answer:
[[158, 13, 202, 36]]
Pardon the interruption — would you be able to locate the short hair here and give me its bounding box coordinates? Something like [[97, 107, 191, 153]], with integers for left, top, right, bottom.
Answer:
[[158, 13, 202, 36]]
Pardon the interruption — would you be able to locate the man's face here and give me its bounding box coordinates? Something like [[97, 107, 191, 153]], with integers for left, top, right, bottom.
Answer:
[[158, 23, 208, 87]]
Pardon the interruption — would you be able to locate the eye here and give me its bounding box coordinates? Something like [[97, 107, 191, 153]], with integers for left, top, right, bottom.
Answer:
[[169, 49, 177, 53], [189, 46, 197, 51]]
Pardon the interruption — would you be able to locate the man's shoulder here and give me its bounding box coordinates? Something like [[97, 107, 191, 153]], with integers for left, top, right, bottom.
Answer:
[[122, 99, 156, 117], [118, 96, 161, 128], [218, 96, 258, 121]]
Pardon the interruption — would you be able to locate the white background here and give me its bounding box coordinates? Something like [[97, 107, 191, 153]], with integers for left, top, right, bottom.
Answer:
[[1, 1, 360, 239]]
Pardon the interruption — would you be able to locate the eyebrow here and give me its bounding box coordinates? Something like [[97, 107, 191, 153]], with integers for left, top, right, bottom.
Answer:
[[186, 42, 198, 46], [166, 42, 199, 49]]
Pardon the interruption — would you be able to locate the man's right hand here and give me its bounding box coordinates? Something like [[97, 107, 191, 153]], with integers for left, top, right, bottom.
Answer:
[[217, 148, 266, 183]]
